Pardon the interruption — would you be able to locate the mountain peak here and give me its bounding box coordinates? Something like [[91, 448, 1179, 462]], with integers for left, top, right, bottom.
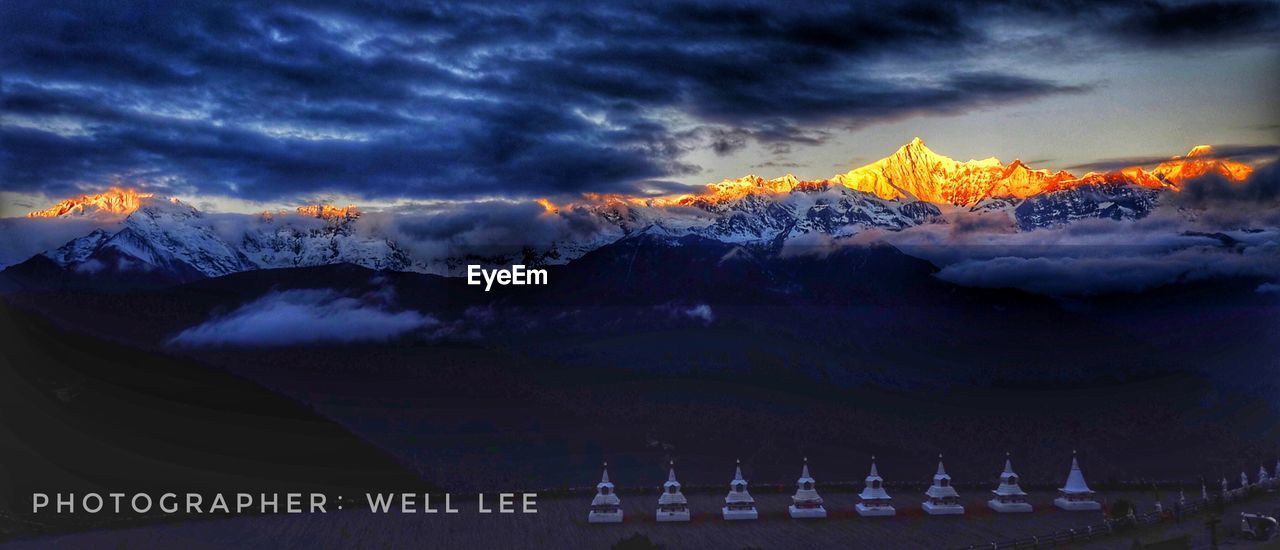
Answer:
[[1152, 144, 1251, 184], [898, 137, 935, 156], [296, 204, 360, 221], [1186, 145, 1215, 158], [27, 187, 155, 218]]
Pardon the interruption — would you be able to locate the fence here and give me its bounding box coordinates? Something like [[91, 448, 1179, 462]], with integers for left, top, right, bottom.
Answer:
[[957, 476, 1280, 549]]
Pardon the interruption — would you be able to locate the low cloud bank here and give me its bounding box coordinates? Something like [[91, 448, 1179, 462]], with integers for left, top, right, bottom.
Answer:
[[0, 217, 115, 268], [936, 241, 1280, 295], [793, 164, 1280, 296], [169, 288, 434, 347], [654, 302, 715, 325]]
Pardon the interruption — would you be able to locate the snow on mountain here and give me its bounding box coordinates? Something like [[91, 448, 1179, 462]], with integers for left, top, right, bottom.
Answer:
[[33, 197, 413, 282], [240, 206, 412, 272], [547, 172, 945, 246], [9, 140, 1259, 284], [1014, 177, 1160, 230], [557, 139, 1246, 234], [99, 197, 254, 278], [43, 228, 113, 265], [831, 138, 1076, 206]]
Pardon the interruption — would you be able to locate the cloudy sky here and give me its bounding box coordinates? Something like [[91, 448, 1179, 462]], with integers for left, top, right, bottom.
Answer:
[[2, 0, 1278, 214]]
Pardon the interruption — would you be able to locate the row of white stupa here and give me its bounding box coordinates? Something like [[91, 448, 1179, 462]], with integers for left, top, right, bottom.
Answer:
[[589, 452, 1100, 523]]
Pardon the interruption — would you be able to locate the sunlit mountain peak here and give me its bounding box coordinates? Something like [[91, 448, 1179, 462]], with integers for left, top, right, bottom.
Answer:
[[295, 204, 360, 220], [26, 187, 154, 218], [1186, 145, 1215, 157], [1152, 145, 1252, 184]]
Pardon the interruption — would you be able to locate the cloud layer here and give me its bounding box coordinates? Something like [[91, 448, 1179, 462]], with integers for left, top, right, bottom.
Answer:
[[169, 287, 434, 346], [3, 0, 1277, 202], [851, 165, 1280, 295]]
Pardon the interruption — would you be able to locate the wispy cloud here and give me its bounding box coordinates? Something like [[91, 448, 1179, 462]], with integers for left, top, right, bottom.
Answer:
[[1067, 145, 1280, 173], [169, 287, 434, 347]]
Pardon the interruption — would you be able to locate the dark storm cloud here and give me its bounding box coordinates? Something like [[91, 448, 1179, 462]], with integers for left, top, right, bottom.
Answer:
[[1109, 0, 1280, 46], [968, 0, 1280, 47], [1, 0, 1276, 201], [1066, 145, 1280, 173], [1173, 161, 1280, 209]]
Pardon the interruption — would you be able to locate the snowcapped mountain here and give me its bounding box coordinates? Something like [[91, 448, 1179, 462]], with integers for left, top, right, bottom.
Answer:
[[27, 187, 154, 219], [552, 141, 1253, 236], [1014, 177, 1161, 230], [1150, 145, 1254, 184], [25, 195, 410, 283], [240, 206, 411, 272], [100, 197, 254, 278], [831, 138, 1078, 206], [5, 141, 1260, 287], [550, 172, 944, 246]]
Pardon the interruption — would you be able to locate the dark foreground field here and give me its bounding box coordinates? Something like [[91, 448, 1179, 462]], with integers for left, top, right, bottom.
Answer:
[[8, 490, 1280, 549], [2, 257, 1278, 546], [0, 300, 429, 539]]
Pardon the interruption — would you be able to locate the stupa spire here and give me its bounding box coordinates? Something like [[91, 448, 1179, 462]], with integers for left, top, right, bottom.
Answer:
[[1054, 450, 1101, 511], [989, 452, 1031, 513], [857, 455, 895, 517], [588, 461, 623, 524], [656, 460, 689, 522], [723, 458, 758, 520], [788, 457, 826, 519], [924, 453, 964, 515]]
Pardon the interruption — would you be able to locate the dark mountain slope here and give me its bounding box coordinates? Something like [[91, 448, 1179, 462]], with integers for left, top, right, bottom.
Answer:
[[0, 298, 428, 539]]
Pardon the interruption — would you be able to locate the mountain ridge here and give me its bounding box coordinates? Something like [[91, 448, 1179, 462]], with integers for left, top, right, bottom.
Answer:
[[5, 140, 1260, 287]]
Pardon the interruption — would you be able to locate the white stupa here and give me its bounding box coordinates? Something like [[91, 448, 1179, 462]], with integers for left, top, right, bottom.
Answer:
[[923, 454, 965, 515], [588, 462, 623, 523], [788, 457, 827, 519], [856, 456, 896, 517], [1054, 451, 1101, 511], [1260, 465, 1270, 484], [1201, 479, 1208, 501], [722, 459, 758, 520], [989, 453, 1032, 513], [1222, 476, 1229, 494], [1242, 470, 1250, 488], [656, 461, 690, 522]]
